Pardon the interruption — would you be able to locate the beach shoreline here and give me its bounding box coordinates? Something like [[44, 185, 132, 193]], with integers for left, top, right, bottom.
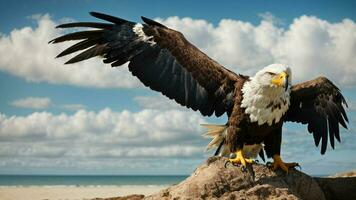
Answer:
[[0, 185, 167, 200]]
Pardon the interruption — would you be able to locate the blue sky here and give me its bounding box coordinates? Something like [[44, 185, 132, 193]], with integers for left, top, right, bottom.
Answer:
[[0, 0, 355, 175]]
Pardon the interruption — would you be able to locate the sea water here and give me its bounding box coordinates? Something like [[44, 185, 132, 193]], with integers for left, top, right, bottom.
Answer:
[[0, 175, 188, 187]]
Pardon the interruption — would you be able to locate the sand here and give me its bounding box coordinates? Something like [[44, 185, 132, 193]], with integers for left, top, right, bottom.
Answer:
[[0, 185, 167, 200]]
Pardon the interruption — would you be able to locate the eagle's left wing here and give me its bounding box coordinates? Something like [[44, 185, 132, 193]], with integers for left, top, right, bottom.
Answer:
[[284, 77, 348, 154], [50, 12, 243, 117]]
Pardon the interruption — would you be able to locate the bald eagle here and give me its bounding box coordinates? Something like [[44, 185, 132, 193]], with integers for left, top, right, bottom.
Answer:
[[50, 12, 348, 172]]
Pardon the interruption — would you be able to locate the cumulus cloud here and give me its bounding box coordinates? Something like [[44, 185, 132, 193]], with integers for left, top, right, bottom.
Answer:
[[158, 15, 356, 86], [0, 108, 209, 173], [1, 13, 355, 174], [10, 97, 51, 109], [134, 95, 183, 110], [0, 14, 141, 88], [1, 14, 355, 88], [258, 12, 284, 25], [10, 96, 87, 111], [0, 108, 354, 174], [0, 108, 206, 151]]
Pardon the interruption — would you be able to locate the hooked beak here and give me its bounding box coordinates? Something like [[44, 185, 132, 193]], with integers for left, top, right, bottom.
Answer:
[[271, 72, 289, 91]]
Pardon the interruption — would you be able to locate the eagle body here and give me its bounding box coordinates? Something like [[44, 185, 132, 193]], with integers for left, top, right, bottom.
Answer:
[[219, 68, 289, 159], [51, 12, 349, 170]]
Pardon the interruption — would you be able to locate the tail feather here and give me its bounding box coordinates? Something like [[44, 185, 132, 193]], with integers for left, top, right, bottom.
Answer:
[[206, 135, 223, 150], [201, 124, 227, 151], [201, 124, 226, 137]]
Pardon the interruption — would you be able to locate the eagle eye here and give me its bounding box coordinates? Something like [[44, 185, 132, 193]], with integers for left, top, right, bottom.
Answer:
[[266, 72, 276, 76]]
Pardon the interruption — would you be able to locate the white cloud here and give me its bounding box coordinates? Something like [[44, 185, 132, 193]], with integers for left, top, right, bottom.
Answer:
[[0, 108, 209, 173], [134, 95, 183, 110], [258, 12, 284, 25], [10, 96, 87, 111], [0, 108, 206, 149], [0, 14, 141, 88], [10, 97, 51, 109], [158, 15, 356, 86], [0, 108, 354, 174], [1, 14, 355, 88]]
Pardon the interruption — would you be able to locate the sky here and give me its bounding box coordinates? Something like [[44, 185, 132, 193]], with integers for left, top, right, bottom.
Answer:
[[0, 0, 356, 175]]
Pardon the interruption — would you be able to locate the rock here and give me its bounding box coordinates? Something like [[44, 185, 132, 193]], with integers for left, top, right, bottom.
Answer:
[[315, 170, 356, 200], [93, 194, 145, 200], [98, 157, 356, 200], [328, 170, 356, 178], [145, 156, 325, 200]]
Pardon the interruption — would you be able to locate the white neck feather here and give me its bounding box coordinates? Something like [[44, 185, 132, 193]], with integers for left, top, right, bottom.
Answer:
[[241, 77, 290, 126]]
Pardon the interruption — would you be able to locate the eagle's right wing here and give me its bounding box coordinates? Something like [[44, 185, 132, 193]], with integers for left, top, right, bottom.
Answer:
[[284, 77, 348, 154], [50, 12, 245, 117]]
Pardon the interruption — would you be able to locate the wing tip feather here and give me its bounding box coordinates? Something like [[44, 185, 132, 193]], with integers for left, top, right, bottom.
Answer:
[[90, 11, 129, 24], [141, 16, 166, 27]]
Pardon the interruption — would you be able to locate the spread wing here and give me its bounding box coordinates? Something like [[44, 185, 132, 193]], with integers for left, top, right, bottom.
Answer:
[[284, 77, 348, 154], [50, 12, 244, 117]]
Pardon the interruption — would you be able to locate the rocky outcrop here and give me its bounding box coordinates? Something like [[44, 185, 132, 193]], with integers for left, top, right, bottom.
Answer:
[[98, 157, 356, 200], [145, 156, 324, 200], [315, 175, 356, 200], [93, 194, 145, 200], [327, 170, 356, 178]]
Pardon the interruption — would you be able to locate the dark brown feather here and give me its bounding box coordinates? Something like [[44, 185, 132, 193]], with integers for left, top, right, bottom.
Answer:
[[50, 12, 349, 160], [56, 22, 113, 29], [49, 30, 103, 43], [56, 38, 102, 58], [51, 12, 242, 117], [90, 12, 128, 24], [141, 16, 166, 28], [142, 23, 240, 94], [64, 44, 108, 64], [284, 76, 348, 154]]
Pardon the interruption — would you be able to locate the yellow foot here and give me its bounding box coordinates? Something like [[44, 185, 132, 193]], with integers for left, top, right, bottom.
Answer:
[[228, 150, 254, 167], [268, 154, 299, 173]]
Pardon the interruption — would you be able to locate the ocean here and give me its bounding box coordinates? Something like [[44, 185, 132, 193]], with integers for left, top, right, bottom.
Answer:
[[0, 174, 329, 188], [0, 175, 188, 187]]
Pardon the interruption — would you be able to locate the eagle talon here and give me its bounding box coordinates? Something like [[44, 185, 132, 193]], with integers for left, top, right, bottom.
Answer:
[[224, 160, 231, 168], [224, 160, 241, 168], [228, 150, 254, 168], [271, 155, 299, 173], [224, 160, 240, 168]]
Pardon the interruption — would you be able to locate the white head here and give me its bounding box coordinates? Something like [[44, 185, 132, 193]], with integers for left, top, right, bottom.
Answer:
[[253, 63, 292, 91], [241, 64, 292, 125]]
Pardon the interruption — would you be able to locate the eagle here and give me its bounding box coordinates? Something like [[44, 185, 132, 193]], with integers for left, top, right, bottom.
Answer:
[[50, 12, 349, 172]]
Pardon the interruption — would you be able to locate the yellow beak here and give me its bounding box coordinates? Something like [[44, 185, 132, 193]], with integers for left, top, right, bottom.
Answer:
[[271, 72, 288, 87]]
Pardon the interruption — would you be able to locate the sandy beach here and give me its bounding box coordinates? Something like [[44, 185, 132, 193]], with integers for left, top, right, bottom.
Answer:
[[0, 185, 167, 200]]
